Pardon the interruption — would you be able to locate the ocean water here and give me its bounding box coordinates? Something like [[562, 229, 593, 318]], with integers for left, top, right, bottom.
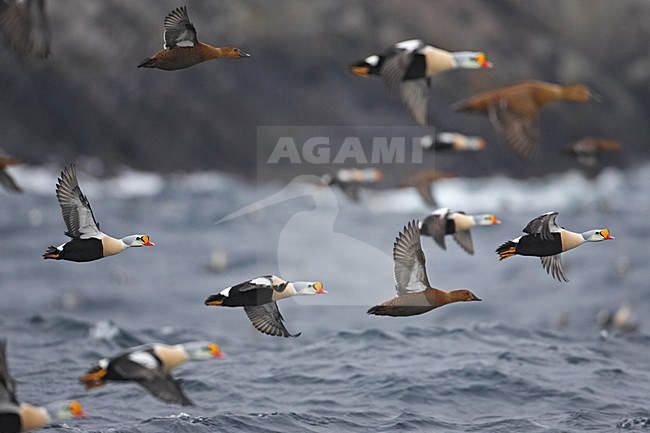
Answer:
[[1, 164, 649, 432]]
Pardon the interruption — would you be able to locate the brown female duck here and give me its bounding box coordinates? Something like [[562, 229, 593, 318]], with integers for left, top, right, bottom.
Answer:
[[138, 6, 249, 71], [368, 220, 481, 317]]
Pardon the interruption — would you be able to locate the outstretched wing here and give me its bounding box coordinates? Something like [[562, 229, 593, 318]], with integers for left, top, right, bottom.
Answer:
[[488, 91, 540, 161], [523, 211, 560, 241], [163, 6, 198, 49], [393, 220, 431, 296], [0, 339, 19, 406], [0, 0, 50, 58], [422, 210, 447, 250], [244, 303, 300, 338], [452, 230, 474, 255], [55, 165, 101, 238], [0, 168, 21, 192], [540, 254, 568, 282], [138, 374, 193, 406]]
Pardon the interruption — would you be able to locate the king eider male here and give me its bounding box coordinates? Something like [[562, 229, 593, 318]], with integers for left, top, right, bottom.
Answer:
[[43, 165, 154, 262], [496, 211, 614, 282], [368, 220, 481, 317], [350, 39, 492, 126], [321, 167, 382, 202], [138, 6, 249, 71], [1, 340, 84, 432], [420, 132, 486, 153], [205, 276, 326, 337], [420, 208, 500, 255], [79, 341, 223, 406]]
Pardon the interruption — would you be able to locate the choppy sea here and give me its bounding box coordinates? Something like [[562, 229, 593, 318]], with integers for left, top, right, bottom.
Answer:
[[1, 163, 649, 432]]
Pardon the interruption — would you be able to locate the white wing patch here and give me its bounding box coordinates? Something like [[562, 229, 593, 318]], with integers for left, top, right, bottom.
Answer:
[[128, 351, 158, 370], [98, 358, 109, 369], [395, 39, 423, 52], [220, 287, 232, 297], [250, 277, 272, 286]]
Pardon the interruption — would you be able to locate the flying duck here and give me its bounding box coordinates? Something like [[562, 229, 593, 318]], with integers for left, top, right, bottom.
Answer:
[[398, 170, 453, 207], [454, 80, 600, 160], [368, 220, 481, 317], [0, 0, 50, 59], [496, 211, 614, 282], [79, 341, 223, 406], [138, 6, 249, 70], [321, 167, 382, 202], [350, 39, 492, 125], [0, 157, 22, 192], [1, 340, 84, 432], [43, 165, 154, 262], [420, 132, 486, 152], [420, 208, 500, 255], [564, 137, 622, 168], [205, 276, 326, 337]]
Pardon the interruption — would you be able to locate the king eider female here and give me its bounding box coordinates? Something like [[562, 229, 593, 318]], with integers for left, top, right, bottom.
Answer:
[[43, 165, 154, 262], [496, 211, 614, 282], [79, 341, 223, 406], [205, 276, 326, 337], [368, 220, 481, 317], [420, 208, 500, 255], [1, 340, 84, 432], [350, 39, 493, 126], [138, 6, 249, 71]]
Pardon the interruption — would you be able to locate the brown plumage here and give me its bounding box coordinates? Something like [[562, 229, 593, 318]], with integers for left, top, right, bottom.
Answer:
[[367, 220, 481, 317], [138, 6, 249, 71], [0, 157, 21, 192], [454, 80, 598, 160], [398, 171, 453, 207], [0, 0, 50, 59], [564, 137, 622, 169]]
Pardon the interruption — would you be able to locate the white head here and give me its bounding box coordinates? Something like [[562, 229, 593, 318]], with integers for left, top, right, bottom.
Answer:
[[582, 229, 614, 242], [121, 234, 155, 247], [473, 214, 500, 226], [451, 51, 493, 69], [290, 281, 327, 295], [180, 341, 223, 359], [44, 400, 85, 421]]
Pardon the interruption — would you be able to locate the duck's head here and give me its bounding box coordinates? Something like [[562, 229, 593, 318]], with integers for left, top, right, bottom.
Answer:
[[44, 400, 85, 420], [222, 47, 250, 58], [291, 281, 327, 295], [474, 214, 501, 226], [450, 289, 482, 302], [562, 84, 600, 102], [452, 52, 493, 69], [350, 54, 384, 77], [181, 341, 224, 359], [582, 228, 614, 242], [122, 234, 155, 247]]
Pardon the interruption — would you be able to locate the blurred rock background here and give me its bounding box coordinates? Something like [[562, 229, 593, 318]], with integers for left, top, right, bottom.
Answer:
[[1, 0, 648, 180]]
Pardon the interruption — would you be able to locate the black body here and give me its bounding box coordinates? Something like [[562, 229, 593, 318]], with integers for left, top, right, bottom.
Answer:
[[0, 413, 20, 433], [515, 233, 563, 257], [206, 282, 276, 307], [402, 53, 426, 80], [46, 238, 103, 262]]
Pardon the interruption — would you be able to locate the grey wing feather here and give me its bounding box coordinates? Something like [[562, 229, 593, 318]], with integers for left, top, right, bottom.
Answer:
[[0, 0, 50, 58], [452, 230, 474, 255], [0, 340, 19, 406], [523, 212, 559, 241], [163, 6, 198, 49], [399, 79, 430, 126], [56, 165, 101, 238], [0, 169, 21, 192], [414, 179, 437, 207], [423, 213, 447, 250], [244, 303, 300, 338], [540, 254, 568, 282], [488, 98, 539, 161], [138, 373, 193, 406], [393, 220, 431, 296], [338, 182, 361, 202]]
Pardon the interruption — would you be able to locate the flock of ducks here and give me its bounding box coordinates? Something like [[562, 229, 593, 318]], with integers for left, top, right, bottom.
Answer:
[[0, 3, 621, 432]]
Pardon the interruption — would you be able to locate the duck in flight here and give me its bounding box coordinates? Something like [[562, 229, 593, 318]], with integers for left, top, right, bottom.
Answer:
[[138, 5, 249, 70], [454, 80, 600, 160], [0, 156, 22, 192], [496, 211, 614, 282], [0, 0, 50, 58], [79, 341, 223, 406], [368, 220, 481, 317], [43, 165, 154, 262], [1, 340, 84, 432], [205, 275, 326, 337], [350, 39, 492, 126], [420, 208, 500, 255]]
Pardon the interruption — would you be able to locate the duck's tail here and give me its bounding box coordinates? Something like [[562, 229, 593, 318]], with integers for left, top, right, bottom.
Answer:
[[204, 294, 225, 306], [43, 246, 61, 260], [137, 58, 155, 68], [79, 366, 107, 390], [496, 241, 517, 261]]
